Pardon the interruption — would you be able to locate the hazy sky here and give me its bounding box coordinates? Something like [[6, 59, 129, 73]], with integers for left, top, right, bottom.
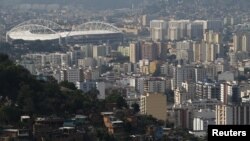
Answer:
[[1, 0, 249, 10], [0, 0, 144, 9]]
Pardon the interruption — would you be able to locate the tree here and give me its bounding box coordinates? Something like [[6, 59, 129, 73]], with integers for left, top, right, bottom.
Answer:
[[85, 88, 99, 102], [105, 92, 128, 109], [0, 53, 12, 66], [136, 115, 158, 134], [165, 120, 174, 128], [0, 55, 34, 101], [131, 103, 140, 114], [17, 84, 35, 115], [0, 54, 105, 124], [64, 92, 85, 114], [96, 128, 117, 141], [38, 82, 66, 115], [59, 81, 77, 90], [0, 105, 21, 125], [116, 96, 128, 109], [123, 120, 133, 133]]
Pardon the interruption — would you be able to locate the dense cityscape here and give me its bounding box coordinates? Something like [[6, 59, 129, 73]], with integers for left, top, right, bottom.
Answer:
[[1, 0, 250, 141]]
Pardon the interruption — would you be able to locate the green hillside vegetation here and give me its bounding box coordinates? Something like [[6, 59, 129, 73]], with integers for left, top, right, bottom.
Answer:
[[0, 53, 127, 125], [0, 53, 205, 141]]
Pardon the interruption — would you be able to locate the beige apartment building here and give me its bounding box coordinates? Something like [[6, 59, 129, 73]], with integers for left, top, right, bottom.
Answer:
[[140, 93, 167, 121]]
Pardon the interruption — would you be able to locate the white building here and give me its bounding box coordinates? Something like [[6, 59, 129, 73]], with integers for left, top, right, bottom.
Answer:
[[78, 57, 96, 68], [117, 46, 130, 56], [218, 71, 234, 81], [67, 50, 84, 65], [172, 65, 193, 89], [136, 77, 147, 94], [76, 81, 96, 92], [193, 109, 215, 131], [20, 60, 36, 75], [93, 45, 110, 58], [168, 20, 190, 41], [144, 78, 166, 93], [216, 105, 233, 125], [129, 42, 140, 63], [174, 88, 187, 105], [176, 40, 193, 62], [66, 68, 83, 83], [150, 20, 167, 41], [207, 20, 223, 32], [182, 81, 196, 100], [96, 82, 106, 99], [187, 22, 204, 40], [220, 81, 239, 105], [81, 45, 93, 57]]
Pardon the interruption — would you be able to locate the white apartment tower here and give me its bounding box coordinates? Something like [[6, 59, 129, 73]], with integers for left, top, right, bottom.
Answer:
[[150, 20, 167, 41], [216, 105, 233, 125]]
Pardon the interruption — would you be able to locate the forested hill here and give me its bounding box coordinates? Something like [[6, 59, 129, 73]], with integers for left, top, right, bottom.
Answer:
[[0, 53, 130, 125], [0, 53, 100, 124]]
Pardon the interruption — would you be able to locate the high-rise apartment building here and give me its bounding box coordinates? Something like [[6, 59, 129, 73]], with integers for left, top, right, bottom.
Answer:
[[142, 15, 148, 26], [143, 78, 166, 93], [242, 33, 250, 52], [192, 41, 202, 62], [93, 45, 110, 58], [233, 33, 242, 52], [66, 68, 84, 83], [233, 32, 250, 52], [187, 22, 204, 40], [207, 20, 223, 32], [176, 40, 193, 62], [140, 93, 167, 121], [117, 46, 130, 56], [168, 20, 190, 41], [172, 65, 194, 89], [182, 81, 196, 100], [204, 30, 222, 44], [220, 81, 240, 105], [173, 108, 192, 129], [141, 42, 158, 60], [232, 104, 250, 125], [81, 45, 93, 58], [205, 43, 220, 62], [174, 87, 187, 105], [216, 105, 233, 125], [129, 42, 140, 63], [216, 104, 250, 125], [150, 20, 167, 41], [195, 81, 220, 100]]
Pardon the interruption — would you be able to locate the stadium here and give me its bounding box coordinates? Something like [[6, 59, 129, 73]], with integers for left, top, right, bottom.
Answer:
[[6, 19, 123, 44]]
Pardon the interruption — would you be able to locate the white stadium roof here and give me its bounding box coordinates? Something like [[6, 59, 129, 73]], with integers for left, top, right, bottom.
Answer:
[[7, 19, 122, 41], [8, 31, 119, 41]]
